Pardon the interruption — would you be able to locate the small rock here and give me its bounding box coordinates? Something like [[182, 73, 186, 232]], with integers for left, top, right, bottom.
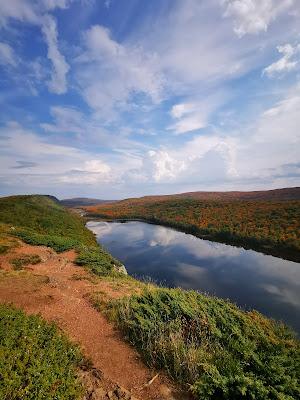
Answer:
[[106, 391, 117, 400], [91, 387, 106, 399], [113, 386, 132, 400], [114, 264, 127, 275], [91, 368, 103, 380]]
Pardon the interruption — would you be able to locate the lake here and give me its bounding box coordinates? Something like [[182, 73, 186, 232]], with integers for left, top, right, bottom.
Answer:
[[87, 220, 300, 334]]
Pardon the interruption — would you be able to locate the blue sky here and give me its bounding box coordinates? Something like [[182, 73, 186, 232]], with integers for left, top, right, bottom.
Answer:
[[0, 0, 300, 199]]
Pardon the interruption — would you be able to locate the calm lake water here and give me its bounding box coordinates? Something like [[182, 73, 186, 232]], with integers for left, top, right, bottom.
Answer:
[[87, 220, 300, 334]]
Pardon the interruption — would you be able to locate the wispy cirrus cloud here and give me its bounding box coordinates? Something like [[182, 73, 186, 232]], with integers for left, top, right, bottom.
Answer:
[[41, 15, 69, 94], [0, 42, 18, 66], [263, 43, 300, 77], [0, 0, 70, 94], [75, 24, 164, 116], [222, 0, 295, 37]]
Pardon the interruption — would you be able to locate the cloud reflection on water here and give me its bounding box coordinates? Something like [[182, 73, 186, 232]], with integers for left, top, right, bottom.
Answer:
[[87, 220, 300, 333]]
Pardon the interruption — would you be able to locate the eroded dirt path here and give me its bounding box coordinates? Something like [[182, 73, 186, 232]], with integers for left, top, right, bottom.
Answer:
[[0, 242, 190, 400]]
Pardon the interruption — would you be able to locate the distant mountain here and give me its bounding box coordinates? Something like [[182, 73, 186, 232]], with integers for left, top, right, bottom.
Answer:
[[126, 187, 300, 203], [60, 198, 116, 207]]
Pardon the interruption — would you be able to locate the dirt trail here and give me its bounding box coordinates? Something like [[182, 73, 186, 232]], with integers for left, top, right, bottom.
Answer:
[[0, 242, 190, 400]]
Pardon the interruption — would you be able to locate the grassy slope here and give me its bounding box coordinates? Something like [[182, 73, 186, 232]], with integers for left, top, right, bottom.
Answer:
[[0, 195, 299, 399], [86, 198, 300, 262], [0, 195, 122, 276]]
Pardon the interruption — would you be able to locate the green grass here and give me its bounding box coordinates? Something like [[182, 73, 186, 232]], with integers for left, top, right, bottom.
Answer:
[[0, 304, 83, 399], [0, 195, 122, 276], [75, 245, 122, 276], [0, 195, 95, 249], [10, 254, 41, 270], [111, 287, 300, 400]]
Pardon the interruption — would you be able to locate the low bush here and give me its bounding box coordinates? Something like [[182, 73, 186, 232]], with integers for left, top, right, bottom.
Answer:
[[15, 230, 80, 253], [0, 245, 9, 255], [75, 246, 122, 276], [10, 254, 41, 270], [112, 288, 300, 400], [0, 304, 83, 399]]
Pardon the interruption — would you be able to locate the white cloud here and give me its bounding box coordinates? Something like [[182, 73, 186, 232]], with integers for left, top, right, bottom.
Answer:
[[42, 0, 73, 10], [257, 90, 300, 143], [0, 121, 118, 188], [169, 92, 228, 134], [59, 159, 113, 184], [222, 0, 295, 37], [0, 1, 70, 94], [41, 15, 70, 94], [130, 86, 300, 189], [137, 0, 290, 103], [39, 105, 147, 155], [0, 0, 38, 26], [0, 42, 17, 66], [169, 102, 208, 134], [263, 43, 300, 77], [75, 24, 164, 114], [144, 150, 186, 182], [41, 106, 85, 133], [170, 114, 207, 135], [83, 160, 111, 174]]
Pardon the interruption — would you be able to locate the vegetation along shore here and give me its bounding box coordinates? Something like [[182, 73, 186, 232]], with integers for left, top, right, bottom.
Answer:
[[84, 190, 300, 262]]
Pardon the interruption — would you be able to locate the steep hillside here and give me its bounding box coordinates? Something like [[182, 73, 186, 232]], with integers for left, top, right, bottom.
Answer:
[[0, 195, 122, 275], [0, 195, 95, 245]]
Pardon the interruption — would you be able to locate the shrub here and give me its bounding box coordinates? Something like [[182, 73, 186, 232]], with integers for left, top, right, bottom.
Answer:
[[112, 288, 300, 400], [10, 254, 41, 270], [75, 246, 122, 276], [0, 245, 9, 255], [15, 230, 80, 253], [0, 304, 83, 399]]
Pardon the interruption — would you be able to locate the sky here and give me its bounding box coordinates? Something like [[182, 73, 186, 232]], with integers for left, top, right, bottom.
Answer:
[[0, 0, 300, 200]]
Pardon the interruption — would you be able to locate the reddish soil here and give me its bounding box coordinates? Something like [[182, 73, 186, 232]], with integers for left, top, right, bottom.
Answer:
[[0, 242, 190, 400]]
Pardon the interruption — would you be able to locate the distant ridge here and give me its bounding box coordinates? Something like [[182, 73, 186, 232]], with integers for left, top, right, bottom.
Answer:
[[122, 187, 300, 203], [61, 198, 116, 207]]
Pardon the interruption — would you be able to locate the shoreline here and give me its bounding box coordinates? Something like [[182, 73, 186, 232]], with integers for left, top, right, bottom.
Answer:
[[85, 215, 300, 263]]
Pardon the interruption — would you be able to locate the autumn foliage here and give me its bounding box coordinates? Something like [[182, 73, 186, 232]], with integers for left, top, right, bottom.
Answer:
[[85, 198, 300, 261]]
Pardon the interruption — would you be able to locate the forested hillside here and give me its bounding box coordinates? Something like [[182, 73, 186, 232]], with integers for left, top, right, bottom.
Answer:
[[86, 197, 300, 261]]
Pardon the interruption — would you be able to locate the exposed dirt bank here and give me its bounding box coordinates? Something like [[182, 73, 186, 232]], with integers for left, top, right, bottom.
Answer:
[[0, 241, 190, 400]]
